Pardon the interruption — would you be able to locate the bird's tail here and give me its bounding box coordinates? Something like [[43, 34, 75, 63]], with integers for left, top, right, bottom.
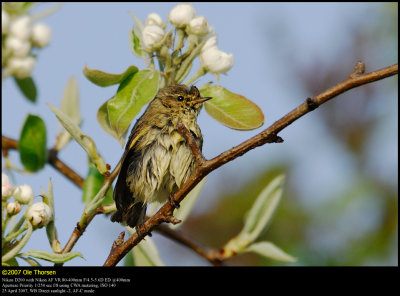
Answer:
[[111, 201, 147, 228], [111, 155, 147, 228]]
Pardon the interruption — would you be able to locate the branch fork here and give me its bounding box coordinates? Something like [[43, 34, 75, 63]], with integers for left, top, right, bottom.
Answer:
[[3, 62, 396, 266], [102, 62, 397, 266]]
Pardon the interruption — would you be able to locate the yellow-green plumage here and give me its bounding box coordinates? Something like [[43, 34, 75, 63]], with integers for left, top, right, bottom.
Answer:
[[111, 84, 210, 228]]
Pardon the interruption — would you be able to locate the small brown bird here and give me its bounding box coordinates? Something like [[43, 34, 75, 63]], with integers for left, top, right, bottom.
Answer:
[[111, 84, 211, 229]]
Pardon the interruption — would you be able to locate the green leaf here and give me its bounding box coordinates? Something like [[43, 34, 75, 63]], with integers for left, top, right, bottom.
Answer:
[[129, 27, 144, 58], [21, 2, 37, 13], [42, 178, 55, 211], [46, 221, 61, 253], [2, 222, 33, 263], [130, 236, 164, 266], [3, 257, 19, 266], [97, 97, 125, 146], [18, 256, 41, 266], [43, 180, 59, 253], [47, 103, 108, 174], [19, 250, 84, 264], [3, 2, 36, 15], [128, 11, 145, 58], [201, 86, 264, 130], [244, 241, 296, 263], [222, 175, 286, 258], [14, 76, 37, 103], [60, 76, 80, 125], [107, 69, 159, 144], [83, 65, 138, 87], [242, 174, 285, 241], [82, 160, 113, 206], [18, 114, 47, 172], [55, 76, 81, 151]]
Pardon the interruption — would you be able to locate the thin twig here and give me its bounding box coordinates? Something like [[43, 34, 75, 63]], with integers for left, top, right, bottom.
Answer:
[[3, 63, 396, 266], [176, 123, 206, 166], [155, 224, 223, 266], [1, 135, 85, 188], [103, 63, 398, 266], [57, 160, 122, 259]]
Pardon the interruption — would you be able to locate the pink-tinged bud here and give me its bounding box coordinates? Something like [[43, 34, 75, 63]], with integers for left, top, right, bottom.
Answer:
[[2, 173, 14, 200], [7, 201, 21, 215]]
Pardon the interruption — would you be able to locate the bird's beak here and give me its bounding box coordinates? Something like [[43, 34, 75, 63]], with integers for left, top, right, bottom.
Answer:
[[193, 96, 212, 104]]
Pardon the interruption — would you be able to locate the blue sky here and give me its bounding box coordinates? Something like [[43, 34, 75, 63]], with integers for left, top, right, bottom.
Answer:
[[2, 2, 397, 266]]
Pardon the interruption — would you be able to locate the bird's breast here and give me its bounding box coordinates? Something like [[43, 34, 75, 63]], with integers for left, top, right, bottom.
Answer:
[[126, 124, 201, 205]]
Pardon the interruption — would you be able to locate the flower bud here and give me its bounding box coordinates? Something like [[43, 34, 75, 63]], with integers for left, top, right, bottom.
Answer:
[[13, 184, 34, 204], [169, 3, 196, 28], [141, 24, 165, 51], [2, 173, 14, 200], [200, 47, 234, 74], [188, 16, 210, 36], [146, 13, 163, 26], [2, 10, 10, 34], [6, 201, 21, 215], [31, 23, 51, 47], [201, 35, 218, 53], [8, 56, 36, 78], [25, 202, 53, 228], [9, 16, 32, 40], [5, 36, 31, 57]]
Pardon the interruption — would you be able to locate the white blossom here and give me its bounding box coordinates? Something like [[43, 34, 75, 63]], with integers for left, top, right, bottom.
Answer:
[[201, 35, 218, 53], [8, 56, 36, 78], [200, 47, 234, 74], [146, 13, 163, 26], [2, 173, 14, 200], [31, 23, 51, 47], [13, 184, 35, 204], [169, 3, 196, 28], [2, 10, 10, 34], [188, 16, 210, 36], [6, 201, 21, 215], [141, 24, 165, 51], [5, 36, 31, 57], [9, 15, 32, 40], [25, 202, 53, 228]]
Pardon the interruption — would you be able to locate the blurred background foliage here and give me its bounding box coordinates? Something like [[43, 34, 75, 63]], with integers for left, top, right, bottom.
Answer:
[[2, 3, 397, 266], [169, 3, 398, 266]]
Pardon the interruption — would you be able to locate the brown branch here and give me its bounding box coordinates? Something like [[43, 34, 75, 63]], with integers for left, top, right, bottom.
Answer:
[[57, 161, 121, 260], [1, 135, 85, 188], [176, 123, 206, 166], [107, 231, 126, 260], [103, 63, 398, 266], [47, 148, 85, 188], [4, 62, 396, 266], [155, 224, 223, 266], [2, 135, 90, 267], [59, 206, 104, 254]]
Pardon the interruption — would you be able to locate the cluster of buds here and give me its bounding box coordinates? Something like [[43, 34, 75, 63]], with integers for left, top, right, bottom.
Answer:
[[2, 7, 52, 79], [136, 3, 234, 84], [2, 172, 53, 228]]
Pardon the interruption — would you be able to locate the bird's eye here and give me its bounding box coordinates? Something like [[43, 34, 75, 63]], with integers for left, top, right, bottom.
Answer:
[[177, 96, 184, 102]]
